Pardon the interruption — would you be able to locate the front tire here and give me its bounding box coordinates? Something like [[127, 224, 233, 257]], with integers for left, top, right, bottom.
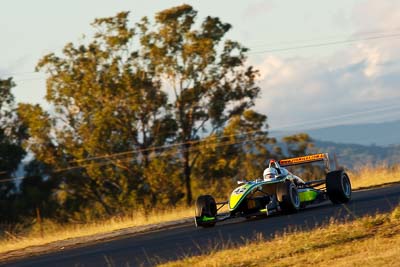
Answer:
[[326, 170, 352, 204], [276, 181, 300, 213], [195, 195, 217, 227]]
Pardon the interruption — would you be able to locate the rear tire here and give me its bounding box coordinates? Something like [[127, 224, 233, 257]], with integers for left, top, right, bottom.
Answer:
[[326, 170, 352, 204], [195, 195, 217, 227], [276, 181, 300, 213]]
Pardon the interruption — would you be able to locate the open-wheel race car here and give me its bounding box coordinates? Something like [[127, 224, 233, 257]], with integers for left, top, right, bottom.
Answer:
[[194, 153, 352, 227]]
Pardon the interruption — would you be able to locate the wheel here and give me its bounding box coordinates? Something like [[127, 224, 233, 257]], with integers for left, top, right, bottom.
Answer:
[[276, 181, 300, 213], [326, 170, 352, 204], [195, 195, 217, 227]]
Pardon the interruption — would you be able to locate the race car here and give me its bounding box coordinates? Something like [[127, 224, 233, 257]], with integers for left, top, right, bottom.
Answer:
[[194, 153, 352, 227]]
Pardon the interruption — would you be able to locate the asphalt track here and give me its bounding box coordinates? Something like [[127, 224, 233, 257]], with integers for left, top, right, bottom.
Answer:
[[3, 184, 400, 267]]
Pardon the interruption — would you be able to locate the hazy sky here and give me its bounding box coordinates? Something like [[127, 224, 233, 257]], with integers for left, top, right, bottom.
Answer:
[[1, 0, 400, 131]]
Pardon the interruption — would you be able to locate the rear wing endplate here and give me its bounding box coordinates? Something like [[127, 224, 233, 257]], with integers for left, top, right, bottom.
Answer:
[[279, 153, 330, 172]]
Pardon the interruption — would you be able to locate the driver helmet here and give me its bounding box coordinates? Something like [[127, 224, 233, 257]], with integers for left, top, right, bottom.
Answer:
[[263, 167, 278, 181]]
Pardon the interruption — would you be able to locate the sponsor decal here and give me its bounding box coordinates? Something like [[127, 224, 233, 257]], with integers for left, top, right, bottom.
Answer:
[[233, 187, 246, 195], [279, 153, 325, 166]]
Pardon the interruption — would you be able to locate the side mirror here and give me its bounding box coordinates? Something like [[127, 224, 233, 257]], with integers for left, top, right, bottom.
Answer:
[[237, 180, 247, 185]]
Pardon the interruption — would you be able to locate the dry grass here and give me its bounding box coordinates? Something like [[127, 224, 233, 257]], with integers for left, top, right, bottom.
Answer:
[[349, 163, 400, 189], [1, 163, 399, 256], [160, 206, 400, 267], [0, 206, 194, 254]]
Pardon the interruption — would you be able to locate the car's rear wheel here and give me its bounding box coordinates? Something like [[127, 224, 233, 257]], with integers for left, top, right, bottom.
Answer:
[[276, 181, 300, 213], [195, 195, 217, 227], [326, 170, 352, 204]]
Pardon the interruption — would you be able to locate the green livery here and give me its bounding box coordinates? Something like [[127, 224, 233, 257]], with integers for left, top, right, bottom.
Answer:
[[229, 179, 285, 211], [298, 188, 318, 202]]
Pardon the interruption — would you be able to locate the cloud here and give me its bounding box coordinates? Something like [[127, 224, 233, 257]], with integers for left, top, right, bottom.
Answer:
[[353, 0, 400, 32], [251, 0, 400, 131]]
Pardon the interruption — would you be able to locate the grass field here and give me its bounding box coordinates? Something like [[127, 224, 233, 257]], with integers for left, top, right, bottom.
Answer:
[[160, 206, 400, 267], [0, 163, 399, 255], [349, 163, 400, 189]]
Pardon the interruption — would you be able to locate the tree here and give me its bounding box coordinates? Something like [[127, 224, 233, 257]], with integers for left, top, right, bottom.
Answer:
[[143, 152, 184, 207], [18, 12, 175, 217], [19, 5, 266, 217], [17, 160, 59, 220], [0, 77, 26, 222], [282, 133, 314, 157], [138, 5, 261, 204]]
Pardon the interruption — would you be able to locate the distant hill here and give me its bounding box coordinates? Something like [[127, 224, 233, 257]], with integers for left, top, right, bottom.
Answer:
[[271, 120, 400, 147], [314, 140, 400, 170]]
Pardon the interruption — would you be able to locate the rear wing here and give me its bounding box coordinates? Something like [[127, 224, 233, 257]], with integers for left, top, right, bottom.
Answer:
[[279, 153, 330, 172]]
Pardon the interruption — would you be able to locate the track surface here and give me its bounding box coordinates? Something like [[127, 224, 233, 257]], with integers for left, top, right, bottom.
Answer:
[[3, 184, 400, 267]]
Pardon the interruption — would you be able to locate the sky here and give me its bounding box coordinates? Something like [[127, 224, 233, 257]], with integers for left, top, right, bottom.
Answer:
[[1, 0, 400, 132]]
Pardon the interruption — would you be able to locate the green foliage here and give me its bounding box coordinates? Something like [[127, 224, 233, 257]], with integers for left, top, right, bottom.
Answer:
[[20, 10, 173, 217], [17, 160, 58, 219], [282, 133, 314, 157], [0, 77, 26, 222], [143, 153, 184, 206]]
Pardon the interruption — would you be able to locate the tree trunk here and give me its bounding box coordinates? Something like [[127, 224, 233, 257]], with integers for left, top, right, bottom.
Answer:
[[90, 181, 113, 215]]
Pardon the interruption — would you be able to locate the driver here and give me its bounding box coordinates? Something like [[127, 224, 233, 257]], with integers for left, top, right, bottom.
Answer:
[[263, 167, 278, 181]]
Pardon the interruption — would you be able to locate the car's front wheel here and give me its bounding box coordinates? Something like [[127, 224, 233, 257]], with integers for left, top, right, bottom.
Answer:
[[276, 181, 300, 213], [194, 195, 217, 227]]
